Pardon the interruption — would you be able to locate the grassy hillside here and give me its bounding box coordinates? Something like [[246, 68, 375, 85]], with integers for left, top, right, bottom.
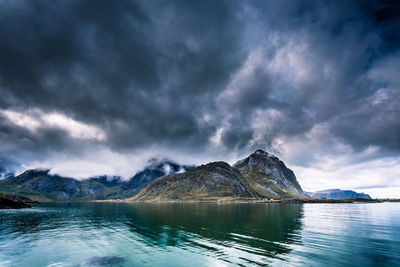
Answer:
[[131, 162, 258, 201]]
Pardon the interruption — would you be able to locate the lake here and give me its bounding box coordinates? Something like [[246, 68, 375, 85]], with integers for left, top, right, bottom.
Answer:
[[1, 202, 399, 266]]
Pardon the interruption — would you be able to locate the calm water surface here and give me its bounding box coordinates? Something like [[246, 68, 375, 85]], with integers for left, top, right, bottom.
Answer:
[[0, 202, 399, 266]]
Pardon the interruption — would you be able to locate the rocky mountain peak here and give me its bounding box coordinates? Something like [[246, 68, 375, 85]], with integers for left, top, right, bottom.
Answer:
[[234, 149, 278, 170], [250, 149, 278, 160], [198, 161, 232, 171], [253, 149, 269, 155], [234, 150, 307, 199]]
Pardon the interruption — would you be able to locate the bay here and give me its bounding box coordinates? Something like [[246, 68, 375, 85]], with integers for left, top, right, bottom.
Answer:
[[1, 202, 399, 266]]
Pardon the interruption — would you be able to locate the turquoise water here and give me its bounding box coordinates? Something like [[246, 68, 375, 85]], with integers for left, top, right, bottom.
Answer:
[[0, 202, 399, 266]]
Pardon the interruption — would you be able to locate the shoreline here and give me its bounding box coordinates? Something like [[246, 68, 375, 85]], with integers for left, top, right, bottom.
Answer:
[[93, 198, 386, 204], [5, 198, 396, 209], [5, 197, 398, 209]]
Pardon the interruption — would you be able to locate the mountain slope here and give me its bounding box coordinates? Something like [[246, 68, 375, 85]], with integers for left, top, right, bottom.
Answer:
[[233, 150, 307, 199], [132, 150, 308, 201], [0, 160, 192, 201], [131, 162, 258, 201], [1, 150, 307, 201], [0, 169, 112, 200], [308, 189, 372, 199], [121, 159, 193, 195]]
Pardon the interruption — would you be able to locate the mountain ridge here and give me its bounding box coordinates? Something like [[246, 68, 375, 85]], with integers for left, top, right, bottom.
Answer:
[[0, 160, 193, 201], [1, 150, 308, 201], [131, 161, 259, 201], [132, 150, 307, 201]]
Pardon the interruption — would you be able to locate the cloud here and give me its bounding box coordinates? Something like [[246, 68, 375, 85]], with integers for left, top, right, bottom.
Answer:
[[0, 109, 106, 141], [293, 155, 400, 198], [0, 0, 399, 196]]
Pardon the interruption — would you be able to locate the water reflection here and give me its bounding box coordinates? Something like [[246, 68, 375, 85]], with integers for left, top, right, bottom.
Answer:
[[1, 202, 399, 266], [128, 203, 304, 262], [85, 256, 126, 266], [0, 203, 303, 266]]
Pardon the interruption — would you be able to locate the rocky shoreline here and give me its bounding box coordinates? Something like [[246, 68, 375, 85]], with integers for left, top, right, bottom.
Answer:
[[0, 193, 38, 209]]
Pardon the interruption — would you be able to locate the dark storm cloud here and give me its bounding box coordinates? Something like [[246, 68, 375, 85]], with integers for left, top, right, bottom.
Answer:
[[0, 0, 244, 152], [215, 0, 400, 156], [0, 0, 399, 171]]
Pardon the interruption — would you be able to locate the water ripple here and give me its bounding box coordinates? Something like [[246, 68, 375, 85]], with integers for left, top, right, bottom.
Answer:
[[0, 202, 399, 266]]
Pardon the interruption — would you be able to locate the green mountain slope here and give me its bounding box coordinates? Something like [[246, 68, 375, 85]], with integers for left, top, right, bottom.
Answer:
[[0, 160, 193, 201], [131, 162, 258, 201], [133, 150, 307, 201]]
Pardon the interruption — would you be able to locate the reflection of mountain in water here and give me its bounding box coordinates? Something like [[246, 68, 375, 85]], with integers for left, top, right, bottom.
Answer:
[[128, 203, 304, 265], [1, 203, 303, 266]]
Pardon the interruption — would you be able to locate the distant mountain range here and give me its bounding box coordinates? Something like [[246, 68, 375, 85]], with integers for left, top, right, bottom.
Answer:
[[132, 150, 307, 201], [306, 189, 371, 199], [0, 159, 194, 201]]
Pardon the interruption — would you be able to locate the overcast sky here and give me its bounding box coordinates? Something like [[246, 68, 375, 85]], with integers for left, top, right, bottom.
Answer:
[[0, 0, 399, 198]]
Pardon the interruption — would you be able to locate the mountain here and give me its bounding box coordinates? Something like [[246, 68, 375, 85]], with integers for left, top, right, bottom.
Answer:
[[0, 160, 193, 201], [0, 150, 307, 201], [131, 161, 258, 201], [121, 159, 193, 195], [132, 149, 307, 201], [307, 189, 372, 199], [234, 150, 307, 199], [0, 169, 112, 201]]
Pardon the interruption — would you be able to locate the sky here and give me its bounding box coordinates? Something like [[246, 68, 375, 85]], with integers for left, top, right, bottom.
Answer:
[[0, 0, 399, 198]]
